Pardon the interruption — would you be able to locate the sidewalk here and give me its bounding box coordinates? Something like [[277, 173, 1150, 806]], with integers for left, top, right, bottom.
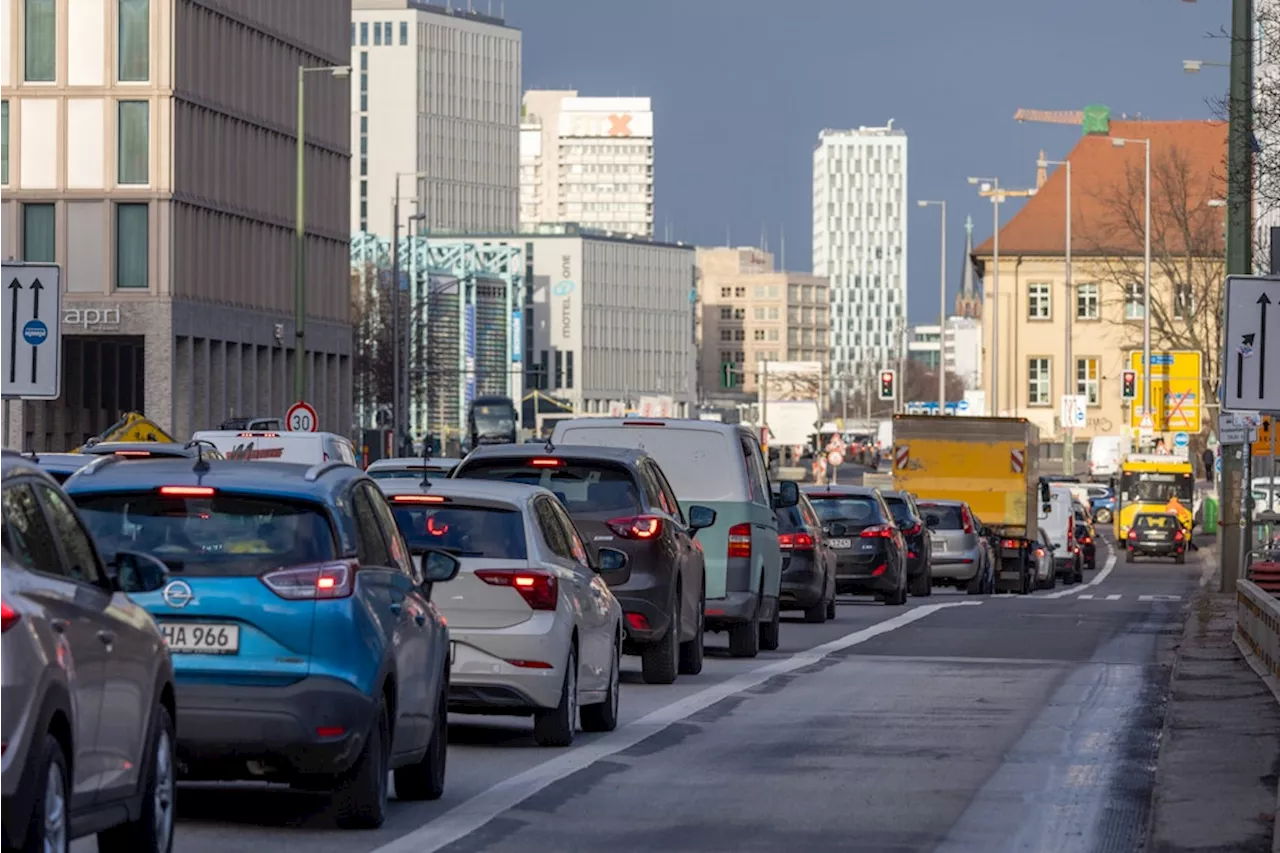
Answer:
[[1146, 558, 1280, 853]]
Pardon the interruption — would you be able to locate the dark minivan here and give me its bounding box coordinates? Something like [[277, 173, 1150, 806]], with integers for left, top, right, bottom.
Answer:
[[801, 486, 908, 606], [772, 486, 836, 622], [879, 490, 932, 597]]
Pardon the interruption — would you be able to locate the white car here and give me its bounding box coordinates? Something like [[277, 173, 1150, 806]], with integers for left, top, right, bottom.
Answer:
[[375, 478, 625, 747], [1033, 528, 1057, 590], [366, 456, 461, 480]]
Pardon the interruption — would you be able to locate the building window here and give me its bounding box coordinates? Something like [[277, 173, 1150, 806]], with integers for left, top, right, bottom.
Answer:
[[1076, 357, 1099, 405], [373, 21, 381, 45], [719, 329, 733, 342], [719, 306, 732, 320], [118, 101, 149, 184], [23, 203, 55, 262], [754, 307, 765, 320], [1125, 283, 1145, 320], [384, 22, 392, 43], [351, 23, 355, 45], [565, 352, 574, 389], [1076, 282, 1099, 320], [116, 204, 148, 288], [360, 93, 367, 112], [1174, 282, 1194, 319], [1, 101, 8, 185], [733, 308, 745, 320], [118, 0, 149, 81], [753, 329, 765, 341], [734, 287, 745, 298], [733, 329, 745, 341], [719, 287, 731, 298], [360, 51, 368, 71], [360, 21, 368, 45], [1028, 357, 1051, 406], [1027, 282, 1051, 319], [25, 0, 55, 81], [360, 115, 367, 133], [400, 21, 408, 44]]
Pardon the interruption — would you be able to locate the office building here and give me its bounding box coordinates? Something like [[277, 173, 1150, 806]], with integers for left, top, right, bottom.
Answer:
[[812, 122, 908, 383], [695, 246, 829, 399], [520, 91, 654, 237], [2, 0, 353, 449], [906, 319, 982, 390], [351, 0, 521, 235]]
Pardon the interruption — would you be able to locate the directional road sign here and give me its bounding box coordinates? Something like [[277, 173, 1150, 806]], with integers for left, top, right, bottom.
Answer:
[[286, 401, 318, 432], [2, 263, 62, 400], [1128, 350, 1202, 432], [1223, 274, 1280, 413]]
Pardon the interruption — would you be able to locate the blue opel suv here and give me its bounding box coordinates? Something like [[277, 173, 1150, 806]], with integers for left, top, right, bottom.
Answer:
[[64, 454, 460, 828]]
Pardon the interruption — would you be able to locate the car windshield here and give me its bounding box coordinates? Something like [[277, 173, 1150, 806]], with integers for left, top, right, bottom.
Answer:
[[1135, 514, 1179, 530], [73, 492, 336, 575], [918, 504, 964, 530], [390, 504, 527, 559], [457, 460, 641, 515], [807, 495, 881, 526]]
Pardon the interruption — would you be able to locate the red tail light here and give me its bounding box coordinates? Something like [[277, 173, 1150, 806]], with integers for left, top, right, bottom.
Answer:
[[871, 564, 887, 576], [114, 450, 152, 457], [261, 560, 357, 600], [530, 458, 562, 467], [728, 523, 752, 558], [159, 485, 215, 497], [1001, 539, 1020, 549], [475, 569, 558, 610], [0, 600, 19, 633], [1035, 547, 1046, 558], [505, 659, 554, 669], [316, 726, 346, 738], [961, 508, 975, 535], [392, 494, 447, 504], [903, 523, 922, 536], [626, 612, 650, 631], [778, 532, 814, 551], [1174, 529, 1185, 541], [860, 525, 894, 539], [1127, 530, 1137, 539], [607, 515, 662, 540], [1081, 536, 1092, 544]]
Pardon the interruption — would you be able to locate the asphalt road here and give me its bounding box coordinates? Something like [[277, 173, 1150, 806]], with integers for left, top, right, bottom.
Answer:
[[83, 532, 1209, 853]]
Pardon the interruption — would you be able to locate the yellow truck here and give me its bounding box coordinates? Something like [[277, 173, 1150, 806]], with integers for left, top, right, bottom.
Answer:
[[73, 412, 177, 450], [892, 415, 1046, 595]]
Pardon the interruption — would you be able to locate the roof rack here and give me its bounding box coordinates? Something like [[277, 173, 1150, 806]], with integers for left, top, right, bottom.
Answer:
[[304, 460, 347, 482]]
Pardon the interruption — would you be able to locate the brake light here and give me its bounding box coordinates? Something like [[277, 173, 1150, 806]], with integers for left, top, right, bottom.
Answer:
[[857, 524, 891, 539], [1035, 548, 1046, 558], [530, 458, 562, 467], [0, 600, 18, 633], [316, 726, 346, 738], [475, 569, 558, 610], [622, 421, 666, 427], [871, 564, 887, 576], [728, 523, 752, 558], [158, 486, 215, 497], [607, 515, 662, 539], [1001, 539, 1020, 549], [392, 494, 447, 504], [1081, 536, 1092, 544], [778, 532, 815, 551], [626, 612, 650, 631], [903, 523, 922, 536], [961, 508, 975, 535], [1127, 529, 1137, 540], [237, 432, 279, 438], [1174, 530, 1185, 542], [114, 450, 152, 457], [506, 659, 554, 669], [261, 560, 356, 600]]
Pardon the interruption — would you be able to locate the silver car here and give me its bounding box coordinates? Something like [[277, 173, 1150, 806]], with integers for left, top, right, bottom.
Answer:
[[917, 499, 994, 595], [366, 456, 461, 480], [1033, 528, 1057, 590], [1, 452, 176, 853]]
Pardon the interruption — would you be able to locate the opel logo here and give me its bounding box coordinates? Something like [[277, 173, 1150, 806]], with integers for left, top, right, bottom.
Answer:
[[162, 580, 194, 608]]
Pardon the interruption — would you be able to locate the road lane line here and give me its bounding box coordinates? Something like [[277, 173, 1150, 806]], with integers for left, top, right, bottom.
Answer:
[[1043, 540, 1116, 599], [370, 600, 983, 853]]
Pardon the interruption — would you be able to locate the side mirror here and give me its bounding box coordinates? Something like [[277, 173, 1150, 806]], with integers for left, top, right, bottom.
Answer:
[[412, 547, 460, 584], [1039, 481, 1051, 504], [773, 480, 800, 509], [687, 505, 717, 532], [594, 547, 632, 584], [112, 550, 169, 594]]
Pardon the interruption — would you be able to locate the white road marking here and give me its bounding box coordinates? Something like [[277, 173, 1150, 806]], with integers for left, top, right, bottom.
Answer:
[[369, 601, 983, 853], [1078, 594, 1094, 599], [1043, 541, 1117, 599], [1104, 594, 1122, 601], [1137, 594, 1183, 601]]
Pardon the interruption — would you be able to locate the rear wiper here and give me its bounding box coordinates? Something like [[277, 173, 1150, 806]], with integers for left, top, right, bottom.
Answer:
[[433, 547, 484, 557]]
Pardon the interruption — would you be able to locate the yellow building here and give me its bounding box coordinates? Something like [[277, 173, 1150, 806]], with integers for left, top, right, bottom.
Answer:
[[972, 119, 1225, 446]]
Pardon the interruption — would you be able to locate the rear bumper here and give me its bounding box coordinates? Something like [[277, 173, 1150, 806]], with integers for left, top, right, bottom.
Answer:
[[1130, 541, 1183, 556], [174, 675, 374, 780], [448, 612, 570, 712], [930, 555, 980, 582], [1053, 557, 1076, 577], [610, 564, 674, 646], [705, 591, 759, 627]]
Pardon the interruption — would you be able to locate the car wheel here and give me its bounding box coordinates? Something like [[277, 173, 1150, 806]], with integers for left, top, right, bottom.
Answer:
[[641, 590, 680, 685], [727, 605, 760, 658], [803, 593, 827, 623], [534, 645, 577, 747], [825, 593, 837, 620], [582, 635, 620, 732], [1125, 548, 1134, 564], [333, 695, 390, 829], [1175, 553, 1186, 565], [885, 570, 908, 606], [966, 568, 985, 595], [759, 596, 781, 650], [910, 568, 932, 597], [98, 703, 176, 853], [394, 681, 447, 801], [1073, 560, 1085, 584], [1095, 508, 1112, 524], [678, 587, 705, 675], [20, 734, 69, 853]]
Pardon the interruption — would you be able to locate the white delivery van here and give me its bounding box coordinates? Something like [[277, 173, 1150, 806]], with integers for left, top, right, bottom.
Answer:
[[1088, 435, 1128, 479], [1038, 482, 1082, 584], [190, 430, 358, 467]]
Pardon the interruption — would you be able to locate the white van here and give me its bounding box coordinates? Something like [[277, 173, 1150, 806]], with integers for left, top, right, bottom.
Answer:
[[1039, 483, 1082, 584], [189, 430, 358, 467], [1088, 435, 1129, 478]]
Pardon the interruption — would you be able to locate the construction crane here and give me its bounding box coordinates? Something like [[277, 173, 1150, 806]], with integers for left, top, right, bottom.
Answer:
[[1013, 105, 1114, 136]]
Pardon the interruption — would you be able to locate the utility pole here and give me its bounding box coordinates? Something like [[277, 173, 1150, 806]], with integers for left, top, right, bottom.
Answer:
[[1222, 0, 1255, 594]]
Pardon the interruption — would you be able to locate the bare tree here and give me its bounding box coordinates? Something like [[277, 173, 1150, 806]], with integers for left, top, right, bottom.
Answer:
[[351, 262, 395, 425], [833, 362, 967, 420]]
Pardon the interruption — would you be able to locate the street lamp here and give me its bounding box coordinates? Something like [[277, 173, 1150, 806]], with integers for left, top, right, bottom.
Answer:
[[1039, 156, 1074, 474], [294, 63, 350, 403], [406, 210, 426, 444], [1183, 59, 1230, 73], [918, 199, 947, 414], [391, 172, 428, 453], [1110, 136, 1152, 439]]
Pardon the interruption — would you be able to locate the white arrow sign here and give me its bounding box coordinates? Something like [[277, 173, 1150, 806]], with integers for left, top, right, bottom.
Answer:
[[1223, 274, 1280, 413], [1, 262, 63, 400]]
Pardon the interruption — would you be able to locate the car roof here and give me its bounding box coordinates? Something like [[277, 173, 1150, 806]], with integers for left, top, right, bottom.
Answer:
[[802, 484, 880, 498], [192, 429, 351, 442], [459, 443, 648, 468], [1, 451, 64, 487], [553, 417, 751, 438], [878, 490, 912, 501], [1136, 511, 1181, 519], [373, 476, 549, 510], [61, 456, 367, 501], [12, 451, 94, 473], [367, 457, 461, 469]]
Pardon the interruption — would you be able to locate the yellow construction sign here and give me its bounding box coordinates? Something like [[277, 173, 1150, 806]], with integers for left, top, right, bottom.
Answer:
[[1128, 350, 1202, 433], [1254, 416, 1275, 458]]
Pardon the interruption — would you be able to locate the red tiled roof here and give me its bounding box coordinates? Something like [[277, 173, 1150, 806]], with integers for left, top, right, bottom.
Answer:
[[974, 120, 1227, 258]]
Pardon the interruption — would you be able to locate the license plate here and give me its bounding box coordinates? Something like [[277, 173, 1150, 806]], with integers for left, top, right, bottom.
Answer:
[[930, 536, 946, 552], [828, 538, 852, 549], [159, 622, 239, 655], [1148, 532, 1167, 539]]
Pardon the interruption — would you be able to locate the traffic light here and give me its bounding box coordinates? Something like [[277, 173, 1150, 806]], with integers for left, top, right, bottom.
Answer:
[[1121, 370, 1137, 400], [878, 370, 896, 401], [720, 362, 739, 389]]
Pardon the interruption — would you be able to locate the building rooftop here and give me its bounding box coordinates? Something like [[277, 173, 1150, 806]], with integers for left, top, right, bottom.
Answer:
[[974, 119, 1226, 259], [425, 223, 693, 250], [353, 0, 510, 28]]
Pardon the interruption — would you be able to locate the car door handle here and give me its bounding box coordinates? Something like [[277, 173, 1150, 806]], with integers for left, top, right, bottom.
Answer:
[[97, 630, 115, 646], [414, 613, 426, 627], [50, 619, 68, 634]]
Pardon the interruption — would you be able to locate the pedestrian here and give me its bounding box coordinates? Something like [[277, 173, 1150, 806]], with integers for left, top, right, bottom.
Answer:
[[1202, 447, 1214, 484]]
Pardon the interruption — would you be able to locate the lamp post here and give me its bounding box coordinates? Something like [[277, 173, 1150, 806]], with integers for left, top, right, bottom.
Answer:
[[1039, 156, 1074, 474], [294, 63, 350, 403], [1110, 137, 1152, 441], [405, 210, 426, 448], [918, 200, 947, 414], [391, 172, 428, 453]]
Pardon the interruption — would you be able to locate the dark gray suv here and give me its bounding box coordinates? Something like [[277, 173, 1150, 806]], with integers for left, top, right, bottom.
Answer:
[[1, 452, 176, 853]]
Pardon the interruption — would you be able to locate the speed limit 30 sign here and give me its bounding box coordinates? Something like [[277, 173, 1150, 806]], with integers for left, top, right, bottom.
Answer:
[[286, 401, 318, 432]]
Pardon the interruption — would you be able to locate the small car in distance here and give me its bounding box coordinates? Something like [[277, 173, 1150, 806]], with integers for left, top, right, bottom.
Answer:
[[773, 485, 836, 622], [1126, 512, 1188, 564], [1033, 528, 1057, 590], [1087, 485, 1116, 524], [1075, 521, 1097, 571], [802, 485, 908, 606], [916, 499, 994, 595], [880, 490, 932, 597]]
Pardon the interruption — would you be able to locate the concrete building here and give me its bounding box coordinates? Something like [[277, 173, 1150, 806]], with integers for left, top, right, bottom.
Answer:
[[351, 0, 520, 236], [695, 246, 829, 399], [906, 318, 982, 389], [907, 325, 942, 370], [812, 121, 908, 384], [2, 0, 353, 449], [520, 91, 654, 237]]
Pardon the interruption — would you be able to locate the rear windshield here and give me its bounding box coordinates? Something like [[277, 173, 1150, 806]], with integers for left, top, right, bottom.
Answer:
[[367, 467, 453, 481], [918, 503, 965, 530], [390, 504, 527, 559], [774, 504, 805, 532], [552, 426, 739, 502], [881, 496, 915, 526], [1135, 514, 1178, 530], [73, 492, 336, 576], [807, 495, 883, 526], [457, 460, 641, 515]]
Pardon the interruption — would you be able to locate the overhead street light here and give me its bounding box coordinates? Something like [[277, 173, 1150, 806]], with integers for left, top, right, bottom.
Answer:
[[1184, 59, 1230, 72], [1109, 136, 1153, 435]]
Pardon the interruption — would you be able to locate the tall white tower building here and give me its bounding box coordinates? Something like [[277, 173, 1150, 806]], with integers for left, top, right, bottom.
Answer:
[[812, 122, 908, 382]]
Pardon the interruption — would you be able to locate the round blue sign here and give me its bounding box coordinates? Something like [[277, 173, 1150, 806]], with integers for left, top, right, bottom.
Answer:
[[957, 399, 970, 412], [552, 279, 575, 297], [1173, 431, 1190, 448], [22, 319, 47, 346]]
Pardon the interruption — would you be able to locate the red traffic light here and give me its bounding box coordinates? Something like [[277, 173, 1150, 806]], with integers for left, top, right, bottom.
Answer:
[[1121, 370, 1137, 399]]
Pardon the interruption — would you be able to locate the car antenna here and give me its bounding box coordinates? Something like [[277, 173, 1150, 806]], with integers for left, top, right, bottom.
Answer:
[[22, 446, 38, 461], [188, 439, 211, 474], [419, 436, 432, 489], [544, 436, 555, 454]]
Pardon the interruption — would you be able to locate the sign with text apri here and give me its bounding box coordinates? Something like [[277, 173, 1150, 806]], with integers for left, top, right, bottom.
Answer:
[[2, 262, 63, 400], [1222, 274, 1280, 413]]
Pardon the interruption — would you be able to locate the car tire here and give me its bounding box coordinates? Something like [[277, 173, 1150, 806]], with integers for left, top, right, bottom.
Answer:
[[759, 597, 781, 650], [393, 682, 447, 801], [1073, 560, 1085, 584], [825, 593, 837, 620], [678, 588, 705, 675], [533, 645, 577, 747], [1125, 548, 1134, 564], [20, 734, 69, 853], [98, 703, 176, 853], [885, 570, 908, 606], [333, 695, 390, 829], [1095, 508, 1112, 524], [727, 607, 760, 658], [1175, 553, 1186, 565], [641, 592, 680, 685], [582, 635, 620, 733], [966, 568, 985, 595], [910, 569, 932, 597]]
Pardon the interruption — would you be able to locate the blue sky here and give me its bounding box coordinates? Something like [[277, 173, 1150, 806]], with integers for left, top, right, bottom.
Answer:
[[504, 0, 1230, 323]]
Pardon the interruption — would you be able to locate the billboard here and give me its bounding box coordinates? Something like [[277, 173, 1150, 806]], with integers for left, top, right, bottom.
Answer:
[[529, 238, 583, 399], [759, 360, 824, 403], [1128, 350, 1203, 432], [558, 97, 654, 138]]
